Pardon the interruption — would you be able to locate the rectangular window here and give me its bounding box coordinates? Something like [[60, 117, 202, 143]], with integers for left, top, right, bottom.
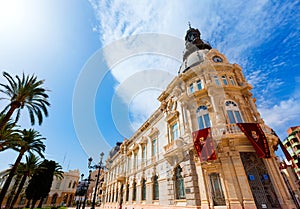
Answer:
[[126, 185, 129, 201], [153, 176, 159, 200], [198, 116, 205, 130], [197, 80, 202, 90], [172, 123, 179, 140], [222, 76, 228, 85], [189, 83, 194, 93], [142, 179, 146, 200], [234, 111, 243, 123], [227, 110, 235, 124], [152, 139, 157, 156], [229, 76, 235, 85], [128, 156, 132, 170], [214, 76, 220, 86], [134, 153, 137, 169], [142, 145, 147, 162], [209, 173, 225, 206], [204, 114, 211, 127]]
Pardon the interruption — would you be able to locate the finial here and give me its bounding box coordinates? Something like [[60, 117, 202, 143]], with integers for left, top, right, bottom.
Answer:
[[188, 21, 191, 29]]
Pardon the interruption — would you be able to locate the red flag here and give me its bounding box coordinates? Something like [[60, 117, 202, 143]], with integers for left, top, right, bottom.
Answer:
[[237, 123, 270, 158], [193, 128, 217, 162]]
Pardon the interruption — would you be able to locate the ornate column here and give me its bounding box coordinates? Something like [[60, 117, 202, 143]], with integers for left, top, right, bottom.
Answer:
[[194, 160, 210, 209], [230, 154, 256, 208], [220, 153, 242, 208]]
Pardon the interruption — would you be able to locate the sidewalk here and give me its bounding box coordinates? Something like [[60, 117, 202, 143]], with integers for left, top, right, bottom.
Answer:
[[67, 207, 102, 209]]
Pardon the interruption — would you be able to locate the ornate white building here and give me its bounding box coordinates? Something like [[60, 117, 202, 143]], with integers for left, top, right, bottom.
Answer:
[[101, 27, 297, 209]]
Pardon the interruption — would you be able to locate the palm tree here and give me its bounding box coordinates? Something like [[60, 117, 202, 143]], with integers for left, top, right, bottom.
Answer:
[[0, 129, 45, 207], [0, 72, 50, 129], [0, 115, 21, 152], [9, 154, 41, 209], [37, 161, 64, 208]]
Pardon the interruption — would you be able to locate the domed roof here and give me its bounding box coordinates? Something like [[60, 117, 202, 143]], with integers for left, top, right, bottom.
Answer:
[[178, 49, 209, 74]]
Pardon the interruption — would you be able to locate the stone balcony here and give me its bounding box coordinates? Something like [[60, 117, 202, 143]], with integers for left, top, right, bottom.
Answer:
[[163, 138, 185, 165], [117, 174, 126, 183]]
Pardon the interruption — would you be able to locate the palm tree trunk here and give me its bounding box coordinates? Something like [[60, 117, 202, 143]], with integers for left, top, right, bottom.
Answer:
[[5, 174, 21, 209], [26, 199, 31, 208], [0, 103, 20, 130], [37, 197, 44, 208], [31, 198, 37, 209], [9, 175, 27, 209], [0, 150, 24, 207]]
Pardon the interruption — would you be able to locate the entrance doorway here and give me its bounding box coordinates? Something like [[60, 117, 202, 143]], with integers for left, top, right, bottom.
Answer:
[[240, 152, 281, 209]]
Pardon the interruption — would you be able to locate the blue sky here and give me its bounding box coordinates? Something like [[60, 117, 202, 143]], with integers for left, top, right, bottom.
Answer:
[[0, 0, 299, 175]]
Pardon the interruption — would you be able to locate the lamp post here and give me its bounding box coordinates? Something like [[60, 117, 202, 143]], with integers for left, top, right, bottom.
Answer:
[[82, 170, 91, 209], [88, 152, 105, 209]]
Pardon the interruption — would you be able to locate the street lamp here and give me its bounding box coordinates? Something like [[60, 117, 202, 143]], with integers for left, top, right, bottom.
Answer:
[[88, 152, 105, 209], [82, 170, 92, 209]]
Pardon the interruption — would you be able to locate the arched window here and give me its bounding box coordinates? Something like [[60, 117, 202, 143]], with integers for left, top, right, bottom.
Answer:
[[196, 106, 211, 129], [72, 181, 76, 188], [68, 181, 72, 188], [225, 101, 243, 124], [174, 166, 185, 199], [112, 190, 115, 202], [141, 178, 146, 200], [132, 181, 136, 201], [197, 80, 202, 90], [209, 173, 225, 206], [221, 76, 228, 85], [51, 193, 58, 204], [116, 186, 119, 202], [153, 175, 159, 200], [126, 183, 129, 202]]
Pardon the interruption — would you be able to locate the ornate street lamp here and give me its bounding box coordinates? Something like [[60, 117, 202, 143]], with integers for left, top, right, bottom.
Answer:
[[88, 152, 105, 209], [82, 170, 91, 209]]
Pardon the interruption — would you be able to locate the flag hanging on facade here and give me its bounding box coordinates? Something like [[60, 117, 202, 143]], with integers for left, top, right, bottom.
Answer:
[[237, 123, 270, 158], [192, 127, 217, 162]]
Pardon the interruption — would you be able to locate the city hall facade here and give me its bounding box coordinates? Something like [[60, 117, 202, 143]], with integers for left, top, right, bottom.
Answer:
[[101, 27, 296, 209]]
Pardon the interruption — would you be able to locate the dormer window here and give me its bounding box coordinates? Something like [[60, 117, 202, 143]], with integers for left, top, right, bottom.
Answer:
[[197, 80, 202, 90], [189, 83, 194, 93], [214, 76, 221, 86], [229, 76, 235, 85], [212, 56, 223, 63], [222, 76, 228, 85]]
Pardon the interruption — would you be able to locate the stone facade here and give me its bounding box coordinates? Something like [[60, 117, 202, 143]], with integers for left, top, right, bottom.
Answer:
[[101, 27, 297, 209]]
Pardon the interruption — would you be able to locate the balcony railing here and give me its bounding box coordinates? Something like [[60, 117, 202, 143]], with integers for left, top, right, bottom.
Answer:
[[209, 123, 274, 137]]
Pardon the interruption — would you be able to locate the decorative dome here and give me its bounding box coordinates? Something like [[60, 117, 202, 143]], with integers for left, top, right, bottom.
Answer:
[[178, 49, 209, 74]]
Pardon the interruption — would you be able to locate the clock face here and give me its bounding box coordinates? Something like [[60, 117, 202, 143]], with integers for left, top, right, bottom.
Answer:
[[212, 56, 223, 63]]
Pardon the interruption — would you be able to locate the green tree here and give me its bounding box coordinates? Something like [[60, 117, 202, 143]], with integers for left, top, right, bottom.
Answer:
[[0, 72, 50, 129], [26, 160, 63, 209], [0, 129, 45, 207], [9, 154, 41, 209], [37, 162, 64, 208]]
